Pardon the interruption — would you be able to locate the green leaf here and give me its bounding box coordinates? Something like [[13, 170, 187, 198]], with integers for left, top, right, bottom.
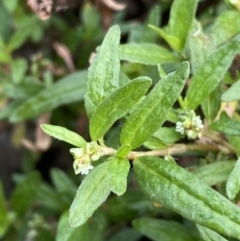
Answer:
[[0, 101, 22, 120], [10, 70, 87, 122], [108, 157, 130, 196], [134, 156, 240, 239], [210, 112, 240, 136], [152, 127, 182, 144], [120, 61, 189, 149], [119, 43, 178, 65], [10, 172, 41, 216], [0, 2, 12, 42], [115, 144, 131, 158], [196, 224, 228, 241], [144, 127, 181, 150], [90, 76, 152, 140], [10, 58, 28, 84], [128, 5, 160, 43], [193, 161, 235, 186], [41, 124, 86, 147], [108, 228, 141, 241], [85, 25, 120, 119], [57, 211, 107, 241], [50, 168, 77, 193], [0, 181, 10, 238], [189, 20, 215, 74], [57, 211, 86, 241], [133, 218, 198, 241], [211, 10, 240, 47], [221, 79, 240, 102], [168, 0, 198, 51], [36, 183, 68, 212], [148, 25, 181, 52], [69, 161, 111, 227], [2, 76, 44, 100], [186, 33, 240, 110], [226, 158, 240, 200], [7, 16, 38, 51], [201, 84, 221, 124]]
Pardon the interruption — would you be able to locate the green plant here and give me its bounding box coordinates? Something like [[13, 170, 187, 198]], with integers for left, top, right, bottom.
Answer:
[[2, 0, 240, 240], [39, 0, 240, 239]]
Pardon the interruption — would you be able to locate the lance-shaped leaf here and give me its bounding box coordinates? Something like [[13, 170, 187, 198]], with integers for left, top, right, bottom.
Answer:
[[85, 25, 120, 119], [133, 218, 198, 241], [108, 157, 130, 196], [210, 112, 240, 136], [120, 61, 189, 149], [119, 43, 178, 65], [210, 10, 240, 47], [189, 20, 215, 74], [41, 124, 86, 147], [57, 211, 107, 241], [168, 0, 198, 51], [196, 224, 228, 241], [10, 70, 87, 122], [69, 161, 112, 227], [193, 161, 235, 186], [90, 77, 152, 141], [186, 33, 240, 110], [148, 25, 180, 52], [221, 79, 240, 102], [226, 158, 240, 200], [134, 156, 240, 239]]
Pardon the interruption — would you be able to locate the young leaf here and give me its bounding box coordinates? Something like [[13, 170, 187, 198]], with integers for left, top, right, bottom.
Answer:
[[210, 112, 240, 136], [168, 0, 198, 51], [90, 76, 152, 141], [221, 79, 240, 102], [10, 70, 87, 122], [41, 124, 86, 147], [85, 25, 120, 119], [186, 33, 240, 110], [69, 161, 112, 227], [115, 144, 131, 158], [120, 61, 189, 149], [226, 158, 240, 200], [134, 156, 240, 239], [148, 25, 180, 52], [193, 161, 235, 186], [133, 218, 198, 241], [108, 157, 130, 196], [119, 43, 179, 65], [196, 224, 228, 241]]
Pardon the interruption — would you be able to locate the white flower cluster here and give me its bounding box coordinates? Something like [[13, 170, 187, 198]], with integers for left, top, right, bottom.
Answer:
[[175, 110, 204, 139], [70, 142, 100, 175]]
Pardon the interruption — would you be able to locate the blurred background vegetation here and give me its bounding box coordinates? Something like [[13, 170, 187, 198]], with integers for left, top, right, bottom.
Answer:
[[0, 0, 238, 240]]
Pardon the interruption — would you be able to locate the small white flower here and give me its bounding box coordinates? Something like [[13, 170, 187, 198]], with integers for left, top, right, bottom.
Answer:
[[175, 110, 204, 139], [73, 159, 94, 175], [175, 121, 185, 134]]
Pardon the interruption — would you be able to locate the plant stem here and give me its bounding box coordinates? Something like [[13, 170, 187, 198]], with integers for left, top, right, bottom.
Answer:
[[100, 143, 235, 160]]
